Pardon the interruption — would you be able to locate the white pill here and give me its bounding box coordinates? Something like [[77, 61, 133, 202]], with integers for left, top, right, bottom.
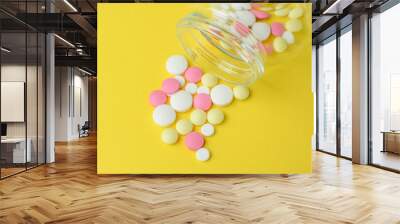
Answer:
[[196, 148, 210, 161], [197, 86, 210, 95], [185, 83, 198, 94], [282, 31, 295, 44], [174, 75, 186, 87], [201, 123, 215, 137], [165, 55, 188, 75], [230, 3, 251, 10], [210, 84, 234, 106], [235, 10, 256, 27], [251, 22, 271, 41], [153, 104, 176, 127], [170, 90, 193, 112]]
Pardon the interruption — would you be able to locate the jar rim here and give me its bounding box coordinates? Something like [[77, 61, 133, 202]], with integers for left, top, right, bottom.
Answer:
[[176, 10, 266, 86]]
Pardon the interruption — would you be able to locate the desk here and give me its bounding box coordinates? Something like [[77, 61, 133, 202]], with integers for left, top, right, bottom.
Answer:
[[382, 131, 400, 154], [1, 138, 31, 163]]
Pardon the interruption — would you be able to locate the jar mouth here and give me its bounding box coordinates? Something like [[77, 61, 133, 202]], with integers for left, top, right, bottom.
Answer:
[[176, 11, 265, 86]]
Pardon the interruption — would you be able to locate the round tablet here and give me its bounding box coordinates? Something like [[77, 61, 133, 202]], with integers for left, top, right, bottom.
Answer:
[[285, 19, 303, 32], [210, 84, 234, 106], [282, 31, 295, 45], [161, 128, 178, 144], [236, 10, 256, 27], [207, 109, 224, 125], [201, 123, 215, 137], [149, 90, 167, 107], [271, 22, 285, 37], [289, 7, 304, 19], [250, 9, 270, 20], [274, 8, 289, 17], [201, 73, 218, 87], [174, 75, 186, 87], [170, 90, 193, 112], [193, 94, 212, 111], [185, 132, 205, 151], [197, 86, 210, 95], [184, 67, 203, 83], [176, 119, 193, 135], [251, 22, 271, 41], [185, 83, 198, 94], [153, 104, 176, 127], [196, 148, 210, 161], [190, 109, 207, 126], [273, 37, 288, 53], [165, 55, 188, 75], [233, 86, 250, 100], [162, 78, 180, 94]]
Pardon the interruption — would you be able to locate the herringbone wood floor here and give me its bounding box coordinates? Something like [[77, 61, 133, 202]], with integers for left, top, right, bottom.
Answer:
[[1, 135, 400, 224]]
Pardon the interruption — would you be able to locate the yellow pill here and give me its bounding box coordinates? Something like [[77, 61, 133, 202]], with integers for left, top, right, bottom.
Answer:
[[274, 8, 289, 17], [285, 19, 303, 32], [176, 119, 193, 135], [273, 37, 288, 53], [233, 86, 250, 100], [190, 109, 207, 126], [289, 7, 304, 19], [207, 109, 224, 125], [201, 73, 218, 87], [161, 128, 178, 144], [275, 3, 287, 10]]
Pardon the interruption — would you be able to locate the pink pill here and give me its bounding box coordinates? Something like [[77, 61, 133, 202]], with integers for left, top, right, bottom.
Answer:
[[271, 22, 285, 37], [162, 78, 180, 94], [251, 3, 262, 9], [149, 90, 167, 107], [234, 21, 250, 37], [251, 9, 270, 20], [185, 132, 205, 151], [184, 67, 203, 83], [193, 94, 212, 111]]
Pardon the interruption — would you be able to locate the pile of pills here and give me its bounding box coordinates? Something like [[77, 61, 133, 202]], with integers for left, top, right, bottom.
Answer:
[[213, 3, 304, 54], [150, 54, 250, 162]]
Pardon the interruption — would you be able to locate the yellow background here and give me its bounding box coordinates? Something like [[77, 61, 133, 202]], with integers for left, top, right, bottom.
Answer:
[[98, 3, 313, 174]]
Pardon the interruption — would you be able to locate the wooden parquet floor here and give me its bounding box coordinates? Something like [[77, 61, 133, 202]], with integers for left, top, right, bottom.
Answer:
[[1, 135, 400, 224]]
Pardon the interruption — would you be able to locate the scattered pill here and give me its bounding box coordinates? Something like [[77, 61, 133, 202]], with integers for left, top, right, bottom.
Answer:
[[165, 55, 188, 75], [285, 19, 303, 32], [251, 22, 271, 41], [207, 109, 224, 125], [149, 90, 167, 107], [201, 73, 219, 87], [176, 119, 193, 135], [185, 132, 205, 150], [185, 83, 198, 94], [234, 21, 251, 37], [174, 75, 186, 87], [170, 90, 193, 112], [196, 148, 211, 161], [184, 67, 203, 83], [271, 22, 285, 37], [275, 8, 289, 17], [201, 123, 215, 137], [210, 84, 233, 106], [197, 86, 210, 95], [162, 78, 180, 94], [190, 109, 207, 126], [153, 104, 176, 127], [275, 3, 287, 10], [273, 37, 288, 53], [193, 93, 212, 111], [235, 10, 256, 27], [250, 9, 270, 20], [250, 3, 262, 10], [289, 7, 304, 19], [282, 31, 295, 44], [233, 86, 250, 100], [231, 3, 251, 10], [161, 128, 178, 144]]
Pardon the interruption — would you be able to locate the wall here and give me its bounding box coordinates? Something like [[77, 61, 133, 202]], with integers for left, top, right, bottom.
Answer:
[[55, 67, 89, 141]]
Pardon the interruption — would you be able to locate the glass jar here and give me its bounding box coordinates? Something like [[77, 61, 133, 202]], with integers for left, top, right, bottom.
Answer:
[[176, 3, 308, 86]]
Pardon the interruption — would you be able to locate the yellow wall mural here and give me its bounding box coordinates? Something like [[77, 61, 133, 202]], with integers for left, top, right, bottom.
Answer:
[[98, 3, 313, 174]]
